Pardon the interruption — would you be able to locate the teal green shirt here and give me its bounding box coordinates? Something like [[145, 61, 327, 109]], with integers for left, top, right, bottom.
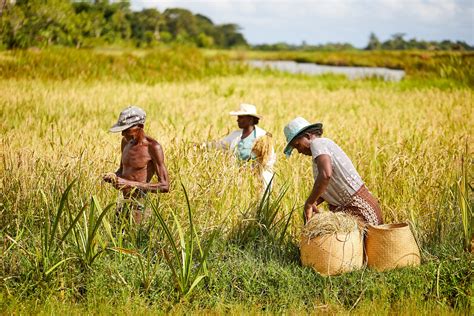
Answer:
[[236, 129, 257, 161]]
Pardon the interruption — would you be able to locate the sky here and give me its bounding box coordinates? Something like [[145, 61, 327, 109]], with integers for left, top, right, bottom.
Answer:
[[131, 0, 474, 48]]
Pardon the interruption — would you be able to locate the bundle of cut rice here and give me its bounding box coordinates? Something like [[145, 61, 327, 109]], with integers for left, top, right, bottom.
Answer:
[[302, 212, 364, 239], [251, 133, 272, 168], [300, 212, 364, 276]]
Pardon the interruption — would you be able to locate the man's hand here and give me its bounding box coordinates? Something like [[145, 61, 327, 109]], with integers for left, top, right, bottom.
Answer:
[[114, 177, 130, 190], [304, 201, 319, 223], [103, 173, 129, 190], [103, 173, 117, 185]]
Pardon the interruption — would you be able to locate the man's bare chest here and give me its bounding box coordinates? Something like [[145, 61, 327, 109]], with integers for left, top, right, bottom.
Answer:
[[122, 144, 152, 169]]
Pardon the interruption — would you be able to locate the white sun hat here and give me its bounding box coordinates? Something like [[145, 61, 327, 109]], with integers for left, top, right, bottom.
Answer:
[[229, 103, 262, 119]]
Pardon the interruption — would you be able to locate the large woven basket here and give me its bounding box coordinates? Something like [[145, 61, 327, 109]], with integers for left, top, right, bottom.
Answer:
[[300, 229, 364, 276], [365, 223, 420, 271]]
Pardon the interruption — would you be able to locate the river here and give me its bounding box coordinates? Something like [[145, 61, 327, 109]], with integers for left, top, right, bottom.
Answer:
[[248, 60, 405, 82]]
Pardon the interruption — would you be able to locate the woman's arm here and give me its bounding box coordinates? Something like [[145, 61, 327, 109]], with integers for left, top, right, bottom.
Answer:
[[304, 154, 332, 222]]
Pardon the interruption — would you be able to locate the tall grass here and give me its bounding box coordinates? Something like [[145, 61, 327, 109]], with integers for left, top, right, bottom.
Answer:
[[0, 49, 472, 313], [0, 46, 247, 83], [152, 183, 218, 298], [229, 179, 295, 251], [457, 143, 473, 251], [38, 180, 78, 280], [68, 196, 114, 268]]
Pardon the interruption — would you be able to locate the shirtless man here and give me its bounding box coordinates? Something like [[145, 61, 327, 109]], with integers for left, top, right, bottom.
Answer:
[[103, 106, 169, 223]]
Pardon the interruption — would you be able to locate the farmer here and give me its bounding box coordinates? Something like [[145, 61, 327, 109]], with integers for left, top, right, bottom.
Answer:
[[283, 117, 383, 225], [103, 105, 169, 224], [204, 103, 276, 189]]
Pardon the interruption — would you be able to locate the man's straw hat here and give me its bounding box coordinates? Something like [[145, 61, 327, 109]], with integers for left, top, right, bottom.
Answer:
[[229, 103, 262, 119], [109, 105, 146, 133]]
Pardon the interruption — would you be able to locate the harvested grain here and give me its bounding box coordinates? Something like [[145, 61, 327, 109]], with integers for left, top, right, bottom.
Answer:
[[302, 212, 363, 240], [252, 133, 272, 168]]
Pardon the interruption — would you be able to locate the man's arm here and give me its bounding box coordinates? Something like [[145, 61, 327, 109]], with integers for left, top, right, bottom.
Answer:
[[304, 154, 332, 222], [148, 142, 169, 193]]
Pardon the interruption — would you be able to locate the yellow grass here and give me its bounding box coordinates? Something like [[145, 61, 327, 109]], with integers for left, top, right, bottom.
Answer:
[[1, 75, 472, 242]]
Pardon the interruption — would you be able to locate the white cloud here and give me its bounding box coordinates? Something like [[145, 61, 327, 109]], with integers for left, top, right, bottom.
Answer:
[[131, 0, 474, 46], [374, 0, 458, 22]]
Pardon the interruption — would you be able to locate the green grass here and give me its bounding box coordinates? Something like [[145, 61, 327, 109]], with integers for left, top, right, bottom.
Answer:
[[0, 46, 247, 83], [1, 241, 471, 313], [1, 47, 473, 86]]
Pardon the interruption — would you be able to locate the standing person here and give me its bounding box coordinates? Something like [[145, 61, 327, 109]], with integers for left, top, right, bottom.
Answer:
[[103, 105, 169, 224], [206, 103, 276, 189], [283, 117, 383, 225]]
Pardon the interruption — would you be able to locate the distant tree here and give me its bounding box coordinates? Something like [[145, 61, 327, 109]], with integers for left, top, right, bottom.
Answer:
[[365, 32, 381, 50], [195, 13, 216, 41], [129, 8, 163, 46], [215, 23, 247, 47], [163, 8, 198, 41], [195, 13, 213, 24], [197, 32, 214, 48], [98, 1, 131, 43], [0, 0, 78, 48], [382, 33, 407, 50], [0, 0, 8, 17], [0, 2, 25, 48], [159, 31, 172, 43], [323, 42, 354, 51], [454, 41, 471, 50]]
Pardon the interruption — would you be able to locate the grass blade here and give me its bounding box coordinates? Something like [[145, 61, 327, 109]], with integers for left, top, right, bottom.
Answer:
[[44, 257, 75, 276], [49, 179, 76, 251], [186, 275, 206, 297], [60, 203, 87, 243]]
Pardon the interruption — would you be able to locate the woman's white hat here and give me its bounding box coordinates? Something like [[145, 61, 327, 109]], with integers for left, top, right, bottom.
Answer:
[[229, 103, 262, 119]]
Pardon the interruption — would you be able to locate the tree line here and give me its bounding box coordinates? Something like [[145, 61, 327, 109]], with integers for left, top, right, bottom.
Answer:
[[0, 0, 247, 49], [0, 1, 471, 51], [254, 33, 472, 52], [365, 32, 471, 51]]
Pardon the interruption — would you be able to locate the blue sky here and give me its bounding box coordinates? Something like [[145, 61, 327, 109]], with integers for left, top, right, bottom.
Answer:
[[131, 0, 474, 48]]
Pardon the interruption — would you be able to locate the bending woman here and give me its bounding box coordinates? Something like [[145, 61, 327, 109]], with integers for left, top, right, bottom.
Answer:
[[283, 117, 383, 225]]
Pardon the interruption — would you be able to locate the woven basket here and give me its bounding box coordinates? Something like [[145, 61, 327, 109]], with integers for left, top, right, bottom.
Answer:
[[300, 229, 364, 276], [365, 223, 420, 271]]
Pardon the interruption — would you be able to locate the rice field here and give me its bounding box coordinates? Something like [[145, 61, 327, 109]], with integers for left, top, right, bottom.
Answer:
[[0, 48, 472, 314]]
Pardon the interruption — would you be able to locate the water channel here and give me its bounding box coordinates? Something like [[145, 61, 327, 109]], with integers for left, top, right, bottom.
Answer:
[[248, 60, 405, 82]]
